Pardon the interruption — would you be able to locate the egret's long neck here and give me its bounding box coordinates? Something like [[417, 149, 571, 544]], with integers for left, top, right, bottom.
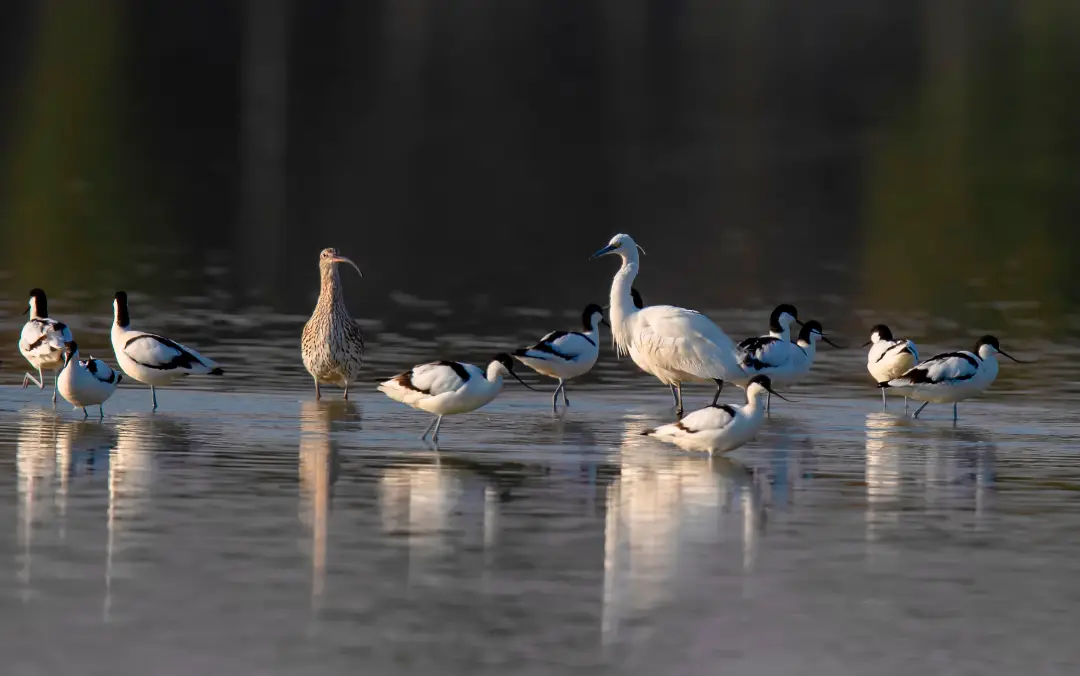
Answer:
[[609, 253, 640, 352]]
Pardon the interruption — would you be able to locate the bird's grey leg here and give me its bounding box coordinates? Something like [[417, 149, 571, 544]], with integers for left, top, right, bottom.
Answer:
[[99, 405, 105, 420], [904, 397, 909, 412], [23, 367, 45, 390], [913, 401, 930, 419], [343, 381, 349, 400], [431, 416, 444, 443], [561, 382, 570, 407], [953, 403, 958, 422], [52, 372, 58, 404], [670, 384, 679, 409], [83, 407, 88, 419], [881, 388, 887, 410], [420, 417, 438, 440], [314, 378, 321, 400], [552, 381, 562, 414], [766, 391, 772, 412], [151, 386, 158, 410], [711, 379, 724, 407]]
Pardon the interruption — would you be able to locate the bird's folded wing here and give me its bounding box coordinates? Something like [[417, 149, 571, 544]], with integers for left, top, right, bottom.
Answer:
[[890, 351, 978, 386], [521, 331, 594, 361], [631, 306, 735, 378], [405, 362, 470, 395], [124, 334, 199, 369], [737, 336, 790, 370]]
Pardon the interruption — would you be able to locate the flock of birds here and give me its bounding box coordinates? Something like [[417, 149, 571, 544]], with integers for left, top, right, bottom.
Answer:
[[14, 234, 1029, 453]]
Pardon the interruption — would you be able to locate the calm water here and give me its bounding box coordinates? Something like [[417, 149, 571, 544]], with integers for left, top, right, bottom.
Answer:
[[2, 341, 1080, 674], [4, 0, 1080, 672]]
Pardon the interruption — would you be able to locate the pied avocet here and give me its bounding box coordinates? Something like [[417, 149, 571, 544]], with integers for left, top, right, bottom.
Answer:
[[864, 324, 918, 410], [513, 304, 604, 413], [19, 288, 73, 403], [57, 342, 123, 419]]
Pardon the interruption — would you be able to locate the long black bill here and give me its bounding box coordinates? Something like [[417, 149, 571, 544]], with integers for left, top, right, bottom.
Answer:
[[766, 386, 794, 402], [860, 340, 872, 348], [822, 336, 845, 348], [509, 370, 539, 391], [601, 318, 611, 328], [999, 349, 1033, 364], [22, 306, 29, 315]]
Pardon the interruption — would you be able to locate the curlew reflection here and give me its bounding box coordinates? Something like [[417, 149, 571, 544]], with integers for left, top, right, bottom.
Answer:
[[298, 400, 351, 608], [602, 412, 763, 645]]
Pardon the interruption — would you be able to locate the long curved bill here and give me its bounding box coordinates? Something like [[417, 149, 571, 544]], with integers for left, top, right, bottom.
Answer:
[[508, 370, 539, 391], [330, 255, 363, 277]]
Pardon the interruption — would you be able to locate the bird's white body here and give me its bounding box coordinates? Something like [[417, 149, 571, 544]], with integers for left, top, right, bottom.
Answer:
[[884, 346, 999, 404], [513, 305, 602, 412], [380, 361, 505, 415], [20, 318, 72, 372], [18, 290, 74, 401], [110, 292, 223, 409], [58, 348, 122, 416], [739, 323, 826, 388], [593, 234, 743, 414], [514, 329, 599, 381], [111, 324, 220, 386], [644, 380, 772, 453], [867, 335, 918, 384], [379, 356, 523, 442]]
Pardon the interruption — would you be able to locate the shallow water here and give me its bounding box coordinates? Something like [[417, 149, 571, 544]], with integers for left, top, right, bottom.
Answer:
[[3, 375, 1080, 675]]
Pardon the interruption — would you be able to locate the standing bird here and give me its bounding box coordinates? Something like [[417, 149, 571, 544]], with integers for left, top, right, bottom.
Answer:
[[864, 324, 919, 410], [110, 291, 224, 410], [642, 375, 789, 453], [879, 335, 1028, 421], [591, 234, 742, 418], [739, 304, 802, 350], [19, 288, 73, 403], [737, 320, 840, 410], [378, 354, 536, 443], [57, 342, 122, 419], [301, 248, 365, 400], [735, 303, 803, 382], [513, 304, 605, 413]]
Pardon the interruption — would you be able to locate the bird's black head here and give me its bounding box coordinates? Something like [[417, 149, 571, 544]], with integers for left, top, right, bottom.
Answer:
[[747, 374, 773, 390], [113, 291, 130, 328], [870, 324, 893, 341], [975, 335, 1000, 351], [769, 304, 801, 332], [26, 288, 48, 317], [494, 353, 516, 372], [630, 287, 644, 310], [62, 341, 79, 364], [798, 320, 823, 342], [581, 303, 605, 330]]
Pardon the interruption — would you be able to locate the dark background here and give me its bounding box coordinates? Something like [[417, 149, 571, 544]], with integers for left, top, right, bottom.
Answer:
[[1, 0, 1079, 335]]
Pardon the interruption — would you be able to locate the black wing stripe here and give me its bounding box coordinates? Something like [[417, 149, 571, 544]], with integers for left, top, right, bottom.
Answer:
[[124, 334, 202, 370]]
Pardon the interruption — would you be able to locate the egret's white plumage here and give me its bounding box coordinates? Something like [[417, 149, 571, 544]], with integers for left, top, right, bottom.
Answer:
[[880, 335, 1027, 421], [864, 324, 919, 410], [110, 291, 223, 410], [378, 353, 535, 442], [513, 303, 604, 412], [18, 288, 73, 403], [642, 375, 786, 453], [301, 247, 365, 399], [591, 234, 742, 417], [57, 342, 122, 419]]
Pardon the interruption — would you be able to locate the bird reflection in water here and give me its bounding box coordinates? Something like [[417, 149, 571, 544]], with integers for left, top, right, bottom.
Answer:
[[602, 412, 764, 647], [299, 399, 352, 609], [16, 409, 63, 600], [55, 420, 115, 538], [106, 414, 187, 619], [864, 412, 911, 557]]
